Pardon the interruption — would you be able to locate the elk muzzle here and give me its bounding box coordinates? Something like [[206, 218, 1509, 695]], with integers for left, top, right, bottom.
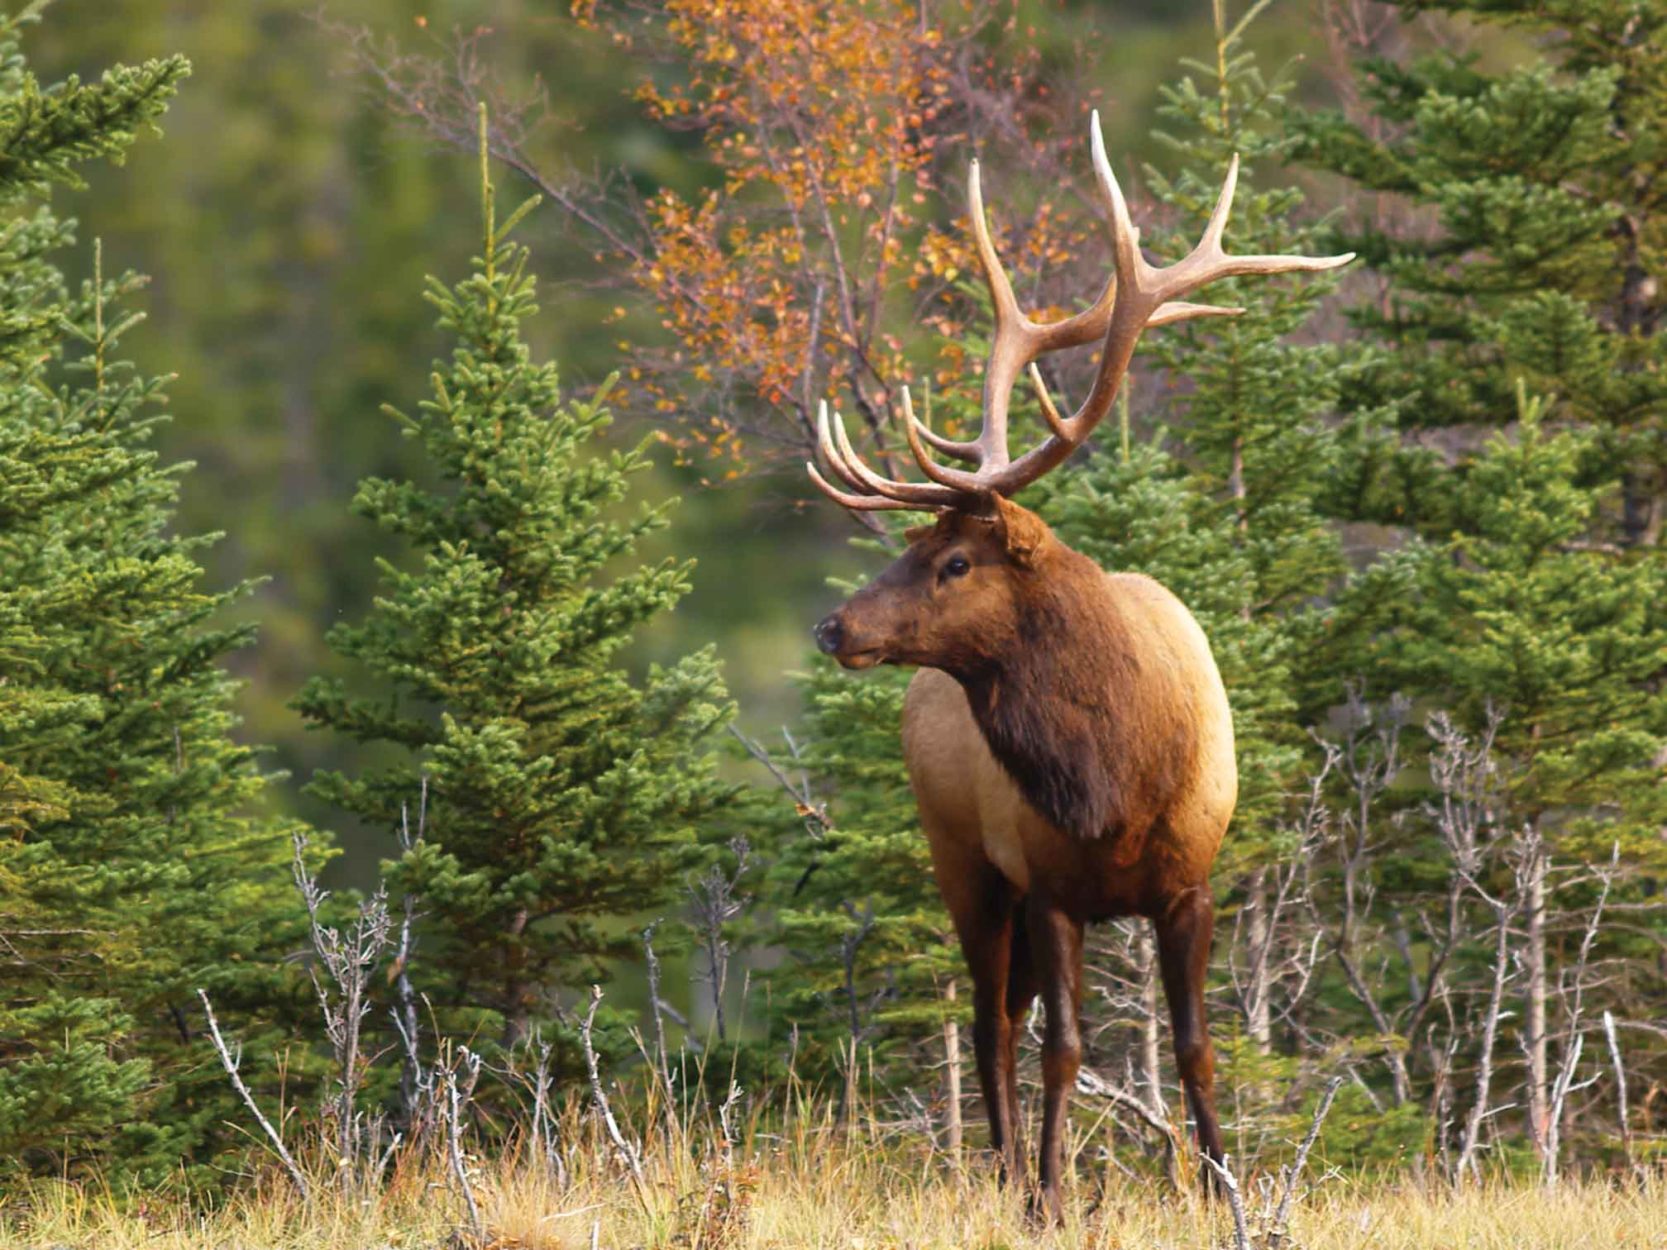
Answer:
[[813, 609, 886, 670]]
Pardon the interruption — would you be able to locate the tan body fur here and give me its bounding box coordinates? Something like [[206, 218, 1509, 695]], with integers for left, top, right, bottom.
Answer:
[[902, 571, 1236, 923]]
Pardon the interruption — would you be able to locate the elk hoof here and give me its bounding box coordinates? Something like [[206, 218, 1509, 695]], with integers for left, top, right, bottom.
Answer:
[[1024, 1185, 1066, 1228]]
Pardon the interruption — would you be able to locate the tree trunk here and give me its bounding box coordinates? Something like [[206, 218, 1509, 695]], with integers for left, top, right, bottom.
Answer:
[[1615, 212, 1662, 548], [1137, 929, 1165, 1119], [501, 906, 532, 1049]]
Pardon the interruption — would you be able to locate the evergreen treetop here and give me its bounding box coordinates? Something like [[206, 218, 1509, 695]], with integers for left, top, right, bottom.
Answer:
[[1293, 0, 1667, 543], [297, 110, 735, 1050]]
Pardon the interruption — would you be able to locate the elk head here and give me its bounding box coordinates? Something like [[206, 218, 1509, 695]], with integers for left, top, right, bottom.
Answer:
[[813, 494, 1052, 674], [810, 113, 1351, 672]]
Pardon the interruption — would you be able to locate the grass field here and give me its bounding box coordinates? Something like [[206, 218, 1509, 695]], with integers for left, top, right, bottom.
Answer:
[[5, 1111, 1664, 1250]]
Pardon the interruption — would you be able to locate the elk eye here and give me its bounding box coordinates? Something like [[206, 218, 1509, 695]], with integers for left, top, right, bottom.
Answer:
[[943, 555, 971, 579]]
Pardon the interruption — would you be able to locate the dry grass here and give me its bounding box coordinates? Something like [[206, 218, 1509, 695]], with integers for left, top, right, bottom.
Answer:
[[4, 1112, 1664, 1250]]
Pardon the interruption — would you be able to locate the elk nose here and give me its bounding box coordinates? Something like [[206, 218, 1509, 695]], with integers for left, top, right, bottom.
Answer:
[[813, 614, 844, 655]]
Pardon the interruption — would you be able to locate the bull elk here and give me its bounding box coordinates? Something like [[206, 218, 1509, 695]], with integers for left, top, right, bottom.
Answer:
[[807, 114, 1350, 1215]]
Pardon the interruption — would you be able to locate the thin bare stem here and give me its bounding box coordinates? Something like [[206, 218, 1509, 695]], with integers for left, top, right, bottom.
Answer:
[[197, 989, 311, 1201]]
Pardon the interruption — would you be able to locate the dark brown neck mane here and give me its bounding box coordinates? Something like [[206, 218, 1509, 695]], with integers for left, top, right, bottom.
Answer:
[[954, 544, 1176, 842]]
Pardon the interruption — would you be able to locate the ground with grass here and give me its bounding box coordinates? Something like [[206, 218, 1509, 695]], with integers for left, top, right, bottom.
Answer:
[[6, 1116, 1663, 1250]]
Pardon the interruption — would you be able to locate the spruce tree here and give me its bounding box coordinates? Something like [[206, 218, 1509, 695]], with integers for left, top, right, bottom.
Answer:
[[1292, 0, 1667, 544], [759, 652, 962, 1084], [0, 5, 300, 1181], [296, 113, 734, 1050], [1290, 0, 1667, 1161], [1339, 385, 1667, 1154]]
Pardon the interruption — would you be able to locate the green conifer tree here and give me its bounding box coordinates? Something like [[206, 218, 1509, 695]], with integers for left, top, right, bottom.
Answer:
[[1292, 0, 1667, 545], [1338, 387, 1667, 1153], [296, 112, 734, 1051], [0, 3, 300, 1181], [1379, 387, 1666, 833], [760, 653, 962, 1085]]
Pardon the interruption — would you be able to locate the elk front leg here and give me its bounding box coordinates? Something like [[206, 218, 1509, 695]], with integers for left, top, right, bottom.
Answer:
[[950, 866, 1024, 1182], [1156, 885, 1226, 1183], [1027, 891, 1084, 1223]]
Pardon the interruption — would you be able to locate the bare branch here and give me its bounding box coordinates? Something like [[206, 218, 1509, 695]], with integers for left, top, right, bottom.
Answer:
[[197, 989, 311, 1200], [581, 985, 645, 1186]]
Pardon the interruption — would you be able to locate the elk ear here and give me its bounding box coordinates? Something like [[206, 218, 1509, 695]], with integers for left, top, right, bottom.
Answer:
[[989, 494, 1050, 566]]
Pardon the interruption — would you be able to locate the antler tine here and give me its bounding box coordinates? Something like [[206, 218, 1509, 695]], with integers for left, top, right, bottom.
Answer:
[[1155, 150, 1355, 299], [1199, 151, 1240, 255], [968, 158, 1024, 350], [810, 399, 962, 510], [814, 400, 873, 494], [805, 462, 922, 511], [1026, 364, 1073, 442], [901, 375, 977, 465], [963, 158, 1028, 476], [912, 417, 981, 462], [899, 387, 977, 490]]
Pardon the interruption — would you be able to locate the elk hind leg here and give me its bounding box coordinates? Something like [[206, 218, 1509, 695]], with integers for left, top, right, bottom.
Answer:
[[1002, 899, 1038, 1166], [1155, 885, 1226, 1186]]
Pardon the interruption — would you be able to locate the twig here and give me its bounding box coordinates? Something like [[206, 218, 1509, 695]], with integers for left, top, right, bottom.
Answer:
[[582, 985, 646, 1185], [1603, 1010, 1632, 1166], [197, 989, 311, 1200], [728, 724, 832, 837], [291, 831, 393, 1185], [1456, 887, 1513, 1182], [686, 837, 751, 1044], [393, 778, 429, 1130], [441, 1045, 485, 1243], [1200, 1153, 1250, 1250], [1539, 844, 1616, 1186], [1075, 1065, 1175, 1142], [642, 921, 679, 1143], [1268, 1076, 1344, 1250]]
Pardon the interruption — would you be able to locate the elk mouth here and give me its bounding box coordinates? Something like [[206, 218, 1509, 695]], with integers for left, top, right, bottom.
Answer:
[[836, 647, 887, 671]]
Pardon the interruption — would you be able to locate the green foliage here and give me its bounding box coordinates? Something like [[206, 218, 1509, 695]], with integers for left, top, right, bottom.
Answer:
[[296, 115, 735, 1050], [0, 5, 300, 1183], [1299, 0, 1667, 856], [1292, 0, 1667, 540], [759, 648, 961, 1082], [1289, 0, 1667, 1157], [1354, 386, 1667, 845]]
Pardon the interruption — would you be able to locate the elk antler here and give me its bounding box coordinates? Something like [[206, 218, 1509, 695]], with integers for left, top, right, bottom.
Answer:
[[806, 110, 1355, 513]]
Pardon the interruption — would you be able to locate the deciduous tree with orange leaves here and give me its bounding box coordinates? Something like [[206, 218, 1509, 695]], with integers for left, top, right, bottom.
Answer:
[[348, 0, 1116, 512]]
